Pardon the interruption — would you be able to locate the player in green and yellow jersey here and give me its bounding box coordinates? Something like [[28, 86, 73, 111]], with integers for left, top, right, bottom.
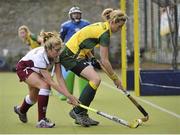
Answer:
[[59, 8, 127, 127], [18, 25, 43, 49]]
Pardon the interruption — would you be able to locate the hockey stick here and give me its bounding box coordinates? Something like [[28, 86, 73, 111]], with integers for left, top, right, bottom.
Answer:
[[51, 65, 55, 77], [79, 104, 139, 128], [99, 62, 149, 122]]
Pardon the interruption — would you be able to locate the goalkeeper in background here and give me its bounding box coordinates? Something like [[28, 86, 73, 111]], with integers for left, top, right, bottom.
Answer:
[[59, 6, 90, 100]]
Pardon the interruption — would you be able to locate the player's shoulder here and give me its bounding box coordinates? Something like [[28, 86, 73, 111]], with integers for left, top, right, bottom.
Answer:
[[30, 33, 38, 40], [31, 47, 44, 55], [91, 22, 106, 27], [88, 22, 108, 33], [81, 19, 90, 24], [61, 20, 72, 27], [99, 22, 109, 30], [33, 47, 47, 61], [22, 47, 43, 60]]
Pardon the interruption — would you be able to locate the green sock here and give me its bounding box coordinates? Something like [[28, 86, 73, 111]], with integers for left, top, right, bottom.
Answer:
[[78, 77, 88, 94], [74, 83, 96, 113]]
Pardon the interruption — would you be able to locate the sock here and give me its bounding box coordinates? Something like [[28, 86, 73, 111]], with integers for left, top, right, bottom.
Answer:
[[20, 95, 35, 114], [38, 89, 50, 121], [74, 81, 97, 113]]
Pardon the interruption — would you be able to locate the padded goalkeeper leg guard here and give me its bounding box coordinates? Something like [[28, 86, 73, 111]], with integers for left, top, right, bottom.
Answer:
[[60, 71, 75, 100], [78, 77, 88, 95]]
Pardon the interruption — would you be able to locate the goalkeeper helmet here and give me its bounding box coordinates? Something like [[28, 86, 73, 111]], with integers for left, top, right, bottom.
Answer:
[[68, 6, 82, 22]]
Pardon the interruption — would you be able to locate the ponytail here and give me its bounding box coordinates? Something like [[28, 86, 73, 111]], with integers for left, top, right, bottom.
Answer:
[[101, 8, 114, 21], [40, 31, 63, 50]]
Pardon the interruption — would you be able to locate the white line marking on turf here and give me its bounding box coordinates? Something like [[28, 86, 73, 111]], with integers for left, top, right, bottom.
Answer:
[[101, 81, 180, 119], [137, 97, 180, 118]]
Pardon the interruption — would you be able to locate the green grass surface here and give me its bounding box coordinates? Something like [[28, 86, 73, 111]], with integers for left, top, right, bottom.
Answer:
[[0, 72, 180, 134]]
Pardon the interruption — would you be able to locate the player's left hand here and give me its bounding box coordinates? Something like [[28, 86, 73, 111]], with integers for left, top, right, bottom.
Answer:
[[67, 95, 80, 107]]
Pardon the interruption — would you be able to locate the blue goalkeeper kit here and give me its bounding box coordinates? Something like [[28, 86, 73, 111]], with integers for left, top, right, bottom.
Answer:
[[59, 19, 90, 100], [60, 19, 90, 43], [60, 19, 90, 78]]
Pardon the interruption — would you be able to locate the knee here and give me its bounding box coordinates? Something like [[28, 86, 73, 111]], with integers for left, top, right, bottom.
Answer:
[[30, 94, 38, 102], [39, 82, 50, 90], [92, 75, 101, 86], [29, 90, 39, 103], [30, 97, 37, 103], [26, 95, 36, 105], [89, 76, 101, 90]]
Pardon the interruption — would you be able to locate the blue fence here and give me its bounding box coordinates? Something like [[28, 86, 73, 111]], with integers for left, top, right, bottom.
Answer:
[[127, 70, 180, 96]]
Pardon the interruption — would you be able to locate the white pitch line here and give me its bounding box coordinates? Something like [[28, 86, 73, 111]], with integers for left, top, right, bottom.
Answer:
[[137, 97, 180, 119], [101, 81, 180, 119]]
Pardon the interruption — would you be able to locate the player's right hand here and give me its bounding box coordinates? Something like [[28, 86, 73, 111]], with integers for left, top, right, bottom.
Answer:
[[114, 79, 124, 90], [67, 95, 80, 107]]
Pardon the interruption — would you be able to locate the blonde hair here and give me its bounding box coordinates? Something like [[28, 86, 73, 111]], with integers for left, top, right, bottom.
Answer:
[[40, 31, 63, 50], [18, 25, 31, 42], [101, 8, 114, 21], [109, 9, 127, 23], [101, 8, 127, 23]]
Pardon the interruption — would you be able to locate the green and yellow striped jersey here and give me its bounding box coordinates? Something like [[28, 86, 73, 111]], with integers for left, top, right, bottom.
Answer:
[[66, 21, 112, 55], [26, 34, 40, 49]]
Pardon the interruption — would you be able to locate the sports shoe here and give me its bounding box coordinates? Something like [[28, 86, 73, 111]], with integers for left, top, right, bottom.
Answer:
[[85, 114, 99, 126], [14, 106, 27, 123], [36, 118, 55, 128], [69, 109, 99, 126], [69, 109, 90, 127]]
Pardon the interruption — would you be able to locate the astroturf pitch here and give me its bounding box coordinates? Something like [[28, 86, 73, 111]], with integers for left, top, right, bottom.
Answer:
[[0, 72, 180, 134]]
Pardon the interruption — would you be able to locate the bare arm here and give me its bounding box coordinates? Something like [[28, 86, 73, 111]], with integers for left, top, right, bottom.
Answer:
[[40, 66, 79, 105], [99, 45, 123, 89], [54, 63, 72, 97], [99, 46, 115, 76], [40, 68, 70, 97]]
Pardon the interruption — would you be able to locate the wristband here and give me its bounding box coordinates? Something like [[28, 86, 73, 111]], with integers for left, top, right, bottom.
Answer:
[[111, 73, 119, 81]]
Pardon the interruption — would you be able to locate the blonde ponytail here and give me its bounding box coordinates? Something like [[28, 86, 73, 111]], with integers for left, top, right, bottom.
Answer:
[[109, 9, 127, 23], [40, 31, 63, 50], [101, 8, 114, 21]]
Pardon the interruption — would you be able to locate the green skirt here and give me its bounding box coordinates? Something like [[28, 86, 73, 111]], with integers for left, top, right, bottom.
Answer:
[[59, 46, 79, 70]]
